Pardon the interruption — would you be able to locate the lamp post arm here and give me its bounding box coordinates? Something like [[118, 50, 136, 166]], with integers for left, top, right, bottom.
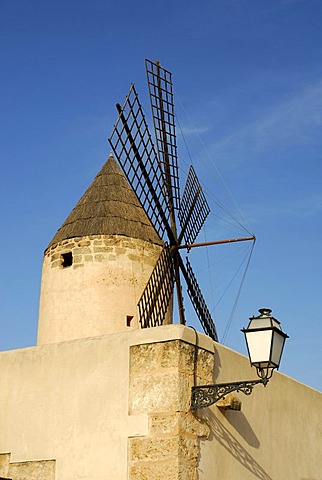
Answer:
[[191, 378, 268, 410]]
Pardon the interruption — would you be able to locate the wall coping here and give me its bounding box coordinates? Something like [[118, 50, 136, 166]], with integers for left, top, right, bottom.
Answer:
[[0, 324, 215, 356]]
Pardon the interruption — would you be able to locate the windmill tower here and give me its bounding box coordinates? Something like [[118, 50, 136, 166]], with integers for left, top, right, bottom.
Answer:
[[37, 156, 166, 345]]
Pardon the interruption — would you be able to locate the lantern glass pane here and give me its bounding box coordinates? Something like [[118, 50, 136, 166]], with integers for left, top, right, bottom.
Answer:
[[245, 330, 272, 364], [271, 318, 282, 330], [271, 330, 285, 367], [248, 318, 272, 329]]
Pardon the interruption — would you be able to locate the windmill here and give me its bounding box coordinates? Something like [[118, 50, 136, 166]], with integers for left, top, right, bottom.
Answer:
[[109, 59, 254, 342]]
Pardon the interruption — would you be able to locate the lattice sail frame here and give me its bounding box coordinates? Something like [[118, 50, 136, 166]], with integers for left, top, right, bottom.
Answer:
[[178, 165, 210, 246], [109, 84, 171, 239], [146, 59, 180, 211], [108, 60, 218, 342], [185, 258, 218, 341], [138, 245, 174, 329]]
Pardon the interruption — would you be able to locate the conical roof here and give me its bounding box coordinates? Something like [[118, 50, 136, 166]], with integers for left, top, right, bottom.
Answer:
[[46, 156, 163, 249]]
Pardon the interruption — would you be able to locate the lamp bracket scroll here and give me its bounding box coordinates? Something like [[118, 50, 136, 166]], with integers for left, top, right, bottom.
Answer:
[[191, 378, 268, 411]]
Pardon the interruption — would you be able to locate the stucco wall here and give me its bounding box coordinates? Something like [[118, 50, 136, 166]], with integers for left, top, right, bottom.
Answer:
[[197, 342, 322, 480], [0, 325, 321, 480], [0, 332, 134, 479]]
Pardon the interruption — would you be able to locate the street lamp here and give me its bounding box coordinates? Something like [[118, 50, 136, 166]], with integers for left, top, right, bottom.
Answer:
[[191, 308, 288, 410]]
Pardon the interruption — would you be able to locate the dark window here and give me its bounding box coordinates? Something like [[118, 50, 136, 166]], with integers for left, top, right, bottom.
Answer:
[[61, 252, 73, 268], [126, 315, 134, 327]]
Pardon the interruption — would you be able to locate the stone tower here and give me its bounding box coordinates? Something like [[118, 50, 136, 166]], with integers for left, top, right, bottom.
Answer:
[[37, 155, 164, 345]]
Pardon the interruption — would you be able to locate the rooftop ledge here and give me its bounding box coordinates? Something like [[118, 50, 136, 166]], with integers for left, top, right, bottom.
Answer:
[[127, 324, 216, 353]]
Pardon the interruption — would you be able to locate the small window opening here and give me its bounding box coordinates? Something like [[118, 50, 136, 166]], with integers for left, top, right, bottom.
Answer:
[[126, 315, 134, 327], [61, 252, 73, 268]]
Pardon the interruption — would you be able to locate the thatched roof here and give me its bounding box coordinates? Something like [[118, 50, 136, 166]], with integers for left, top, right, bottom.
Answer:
[[47, 155, 163, 249]]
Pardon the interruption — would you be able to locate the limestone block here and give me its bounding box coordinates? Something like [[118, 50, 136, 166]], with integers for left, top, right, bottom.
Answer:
[[94, 254, 106, 262], [130, 436, 179, 462], [73, 247, 91, 255], [196, 349, 215, 383], [129, 338, 215, 480], [160, 341, 194, 372], [178, 461, 198, 480], [149, 412, 209, 438], [130, 372, 193, 414], [77, 240, 90, 247], [130, 436, 198, 462], [216, 393, 242, 410], [0, 453, 10, 478], [130, 460, 198, 480], [178, 412, 210, 438], [130, 461, 180, 480], [94, 246, 111, 253], [115, 247, 126, 254], [8, 459, 55, 480], [177, 436, 199, 461], [149, 413, 181, 435], [130, 372, 179, 414], [130, 344, 160, 375]]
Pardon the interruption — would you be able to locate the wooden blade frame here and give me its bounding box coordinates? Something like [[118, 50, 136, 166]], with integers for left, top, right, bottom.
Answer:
[[146, 59, 186, 327], [182, 257, 218, 342], [178, 165, 210, 246], [145, 59, 180, 211], [108, 84, 172, 241], [138, 245, 175, 328]]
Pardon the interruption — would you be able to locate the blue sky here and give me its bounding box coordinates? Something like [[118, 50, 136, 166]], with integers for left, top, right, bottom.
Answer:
[[1, 0, 322, 391]]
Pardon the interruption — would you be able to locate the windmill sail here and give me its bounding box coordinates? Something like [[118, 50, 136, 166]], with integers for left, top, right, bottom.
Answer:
[[109, 84, 172, 241], [184, 258, 218, 341], [145, 59, 180, 211], [138, 245, 174, 328], [109, 59, 220, 343], [178, 165, 210, 246]]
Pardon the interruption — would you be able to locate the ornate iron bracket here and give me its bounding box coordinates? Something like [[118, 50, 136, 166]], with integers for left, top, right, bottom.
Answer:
[[191, 378, 269, 410]]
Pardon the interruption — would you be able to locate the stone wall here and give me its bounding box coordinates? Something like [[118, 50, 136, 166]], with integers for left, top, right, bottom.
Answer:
[[44, 234, 161, 271], [0, 453, 55, 480], [128, 340, 213, 480], [198, 341, 322, 480]]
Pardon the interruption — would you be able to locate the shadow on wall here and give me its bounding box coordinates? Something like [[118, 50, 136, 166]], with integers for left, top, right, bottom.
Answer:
[[200, 409, 273, 480], [212, 348, 222, 383], [224, 409, 260, 448]]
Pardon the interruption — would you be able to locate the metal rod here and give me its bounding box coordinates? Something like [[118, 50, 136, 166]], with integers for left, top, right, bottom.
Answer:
[[178, 236, 256, 250], [173, 253, 186, 325]]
